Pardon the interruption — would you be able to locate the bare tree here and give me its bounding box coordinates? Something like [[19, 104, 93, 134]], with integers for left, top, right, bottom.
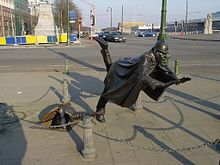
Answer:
[[53, 0, 81, 33]]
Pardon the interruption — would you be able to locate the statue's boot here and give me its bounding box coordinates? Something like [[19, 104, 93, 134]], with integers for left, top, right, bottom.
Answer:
[[94, 37, 108, 49], [94, 37, 113, 72], [96, 108, 106, 123]]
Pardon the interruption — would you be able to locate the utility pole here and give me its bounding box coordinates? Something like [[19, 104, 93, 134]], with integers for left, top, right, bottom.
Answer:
[[1, 5, 5, 36], [158, 0, 167, 41], [185, 0, 188, 35], [79, 0, 95, 46]]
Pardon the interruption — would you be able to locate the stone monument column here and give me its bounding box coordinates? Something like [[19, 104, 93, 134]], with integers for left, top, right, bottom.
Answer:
[[204, 13, 213, 34], [34, 0, 56, 36]]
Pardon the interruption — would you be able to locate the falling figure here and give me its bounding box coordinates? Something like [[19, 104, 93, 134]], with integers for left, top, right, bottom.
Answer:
[[94, 37, 191, 123]]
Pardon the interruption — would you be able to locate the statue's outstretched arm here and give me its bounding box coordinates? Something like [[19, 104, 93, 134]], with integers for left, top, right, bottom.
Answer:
[[163, 77, 191, 88]]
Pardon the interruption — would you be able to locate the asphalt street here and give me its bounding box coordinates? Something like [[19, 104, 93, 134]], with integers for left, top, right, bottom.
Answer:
[[0, 36, 220, 165], [0, 36, 220, 74]]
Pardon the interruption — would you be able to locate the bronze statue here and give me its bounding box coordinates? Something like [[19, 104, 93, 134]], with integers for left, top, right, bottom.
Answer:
[[94, 37, 191, 123]]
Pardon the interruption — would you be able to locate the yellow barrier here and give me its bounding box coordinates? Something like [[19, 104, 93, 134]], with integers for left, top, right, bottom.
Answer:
[[36, 36, 48, 44], [0, 37, 6, 45], [59, 34, 67, 43], [26, 35, 37, 44], [0, 34, 74, 45]]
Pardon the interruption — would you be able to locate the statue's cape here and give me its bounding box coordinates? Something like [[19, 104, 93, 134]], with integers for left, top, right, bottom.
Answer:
[[101, 54, 177, 107]]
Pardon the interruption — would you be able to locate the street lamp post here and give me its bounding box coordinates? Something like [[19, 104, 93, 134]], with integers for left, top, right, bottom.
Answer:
[[107, 7, 112, 28], [158, 0, 167, 41], [121, 5, 124, 33], [66, 0, 70, 45], [158, 0, 170, 65], [184, 0, 200, 34]]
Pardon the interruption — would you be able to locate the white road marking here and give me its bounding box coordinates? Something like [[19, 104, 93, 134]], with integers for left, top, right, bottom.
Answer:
[[0, 66, 11, 68]]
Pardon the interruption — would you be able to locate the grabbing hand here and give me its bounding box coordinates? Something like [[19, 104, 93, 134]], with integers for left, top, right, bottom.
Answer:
[[175, 77, 191, 85]]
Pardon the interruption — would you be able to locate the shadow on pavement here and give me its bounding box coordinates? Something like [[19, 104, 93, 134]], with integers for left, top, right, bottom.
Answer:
[[68, 71, 103, 113], [167, 88, 220, 112], [190, 74, 220, 83], [46, 48, 105, 72], [49, 72, 103, 113], [172, 97, 220, 120], [0, 103, 27, 165], [134, 125, 195, 165], [45, 72, 103, 154], [143, 106, 217, 153], [142, 97, 185, 131], [67, 129, 84, 152]]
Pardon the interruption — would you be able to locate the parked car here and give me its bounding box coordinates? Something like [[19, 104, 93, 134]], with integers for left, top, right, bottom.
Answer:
[[106, 31, 126, 42], [77, 31, 86, 38], [98, 31, 110, 40], [91, 32, 99, 38], [138, 31, 157, 37]]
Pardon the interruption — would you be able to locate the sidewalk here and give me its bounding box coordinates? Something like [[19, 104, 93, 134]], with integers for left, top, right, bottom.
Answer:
[[169, 34, 220, 42], [0, 69, 220, 165]]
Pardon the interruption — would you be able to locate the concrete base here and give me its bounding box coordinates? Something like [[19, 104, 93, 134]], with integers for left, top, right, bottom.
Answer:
[[82, 148, 97, 160], [131, 94, 143, 111], [34, 1, 56, 36]]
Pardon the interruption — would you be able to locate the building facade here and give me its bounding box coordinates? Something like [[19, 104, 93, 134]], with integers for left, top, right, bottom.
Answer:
[[0, 0, 16, 36], [167, 11, 220, 34], [118, 22, 145, 33], [14, 0, 31, 36], [212, 11, 220, 33], [28, 0, 40, 34], [131, 24, 160, 32]]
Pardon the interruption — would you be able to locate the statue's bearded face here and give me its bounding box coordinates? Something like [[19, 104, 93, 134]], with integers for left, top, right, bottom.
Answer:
[[155, 51, 167, 64]]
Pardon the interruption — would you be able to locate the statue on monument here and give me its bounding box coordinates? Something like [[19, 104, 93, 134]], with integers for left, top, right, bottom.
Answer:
[[204, 13, 213, 34], [34, 0, 57, 36], [94, 37, 191, 123], [40, 0, 49, 3]]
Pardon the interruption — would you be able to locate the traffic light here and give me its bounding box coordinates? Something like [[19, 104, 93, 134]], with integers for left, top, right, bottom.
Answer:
[[91, 15, 95, 26], [79, 16, 82, 25], [174, 21, 178, 27]]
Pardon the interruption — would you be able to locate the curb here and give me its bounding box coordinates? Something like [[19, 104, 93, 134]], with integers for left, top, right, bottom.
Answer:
[[169, 36, 220, 42], [0, 43, 89, 49]]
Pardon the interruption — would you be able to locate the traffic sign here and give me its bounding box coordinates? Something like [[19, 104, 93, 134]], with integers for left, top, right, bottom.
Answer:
[[69, 11, 76, 23]]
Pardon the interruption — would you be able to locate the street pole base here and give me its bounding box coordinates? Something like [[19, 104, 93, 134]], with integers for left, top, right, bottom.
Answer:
[[82, 148, 98, 160], [131, 104, 143, 112]]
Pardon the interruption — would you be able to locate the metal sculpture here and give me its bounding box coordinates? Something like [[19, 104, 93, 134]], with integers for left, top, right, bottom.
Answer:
[[94, 37, 191, 123]]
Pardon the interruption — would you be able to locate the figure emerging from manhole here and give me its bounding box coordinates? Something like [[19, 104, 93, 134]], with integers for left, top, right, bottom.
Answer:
[[94, 37, 191, 123]]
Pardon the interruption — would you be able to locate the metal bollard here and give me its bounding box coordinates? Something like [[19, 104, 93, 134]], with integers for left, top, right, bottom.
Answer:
[[81, 116, 97, 159], [61, 79, 71, 104], [0, 124, 3, 132], [216, 141, 220, 151], [0, 103, 4, 132], [132, 93, 143, 111], [175, 59, 179, 76], [63, 60, 69, 75]]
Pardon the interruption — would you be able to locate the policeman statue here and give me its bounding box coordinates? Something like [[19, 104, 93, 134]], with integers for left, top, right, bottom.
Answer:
[[94, 37, 191, 123]]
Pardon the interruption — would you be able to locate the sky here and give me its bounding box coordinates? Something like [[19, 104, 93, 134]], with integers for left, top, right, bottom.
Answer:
[[52, 0, 220, 29]]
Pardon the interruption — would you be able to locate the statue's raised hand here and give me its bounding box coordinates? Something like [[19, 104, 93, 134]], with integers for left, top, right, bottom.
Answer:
[[175, 77, 191, 85]]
